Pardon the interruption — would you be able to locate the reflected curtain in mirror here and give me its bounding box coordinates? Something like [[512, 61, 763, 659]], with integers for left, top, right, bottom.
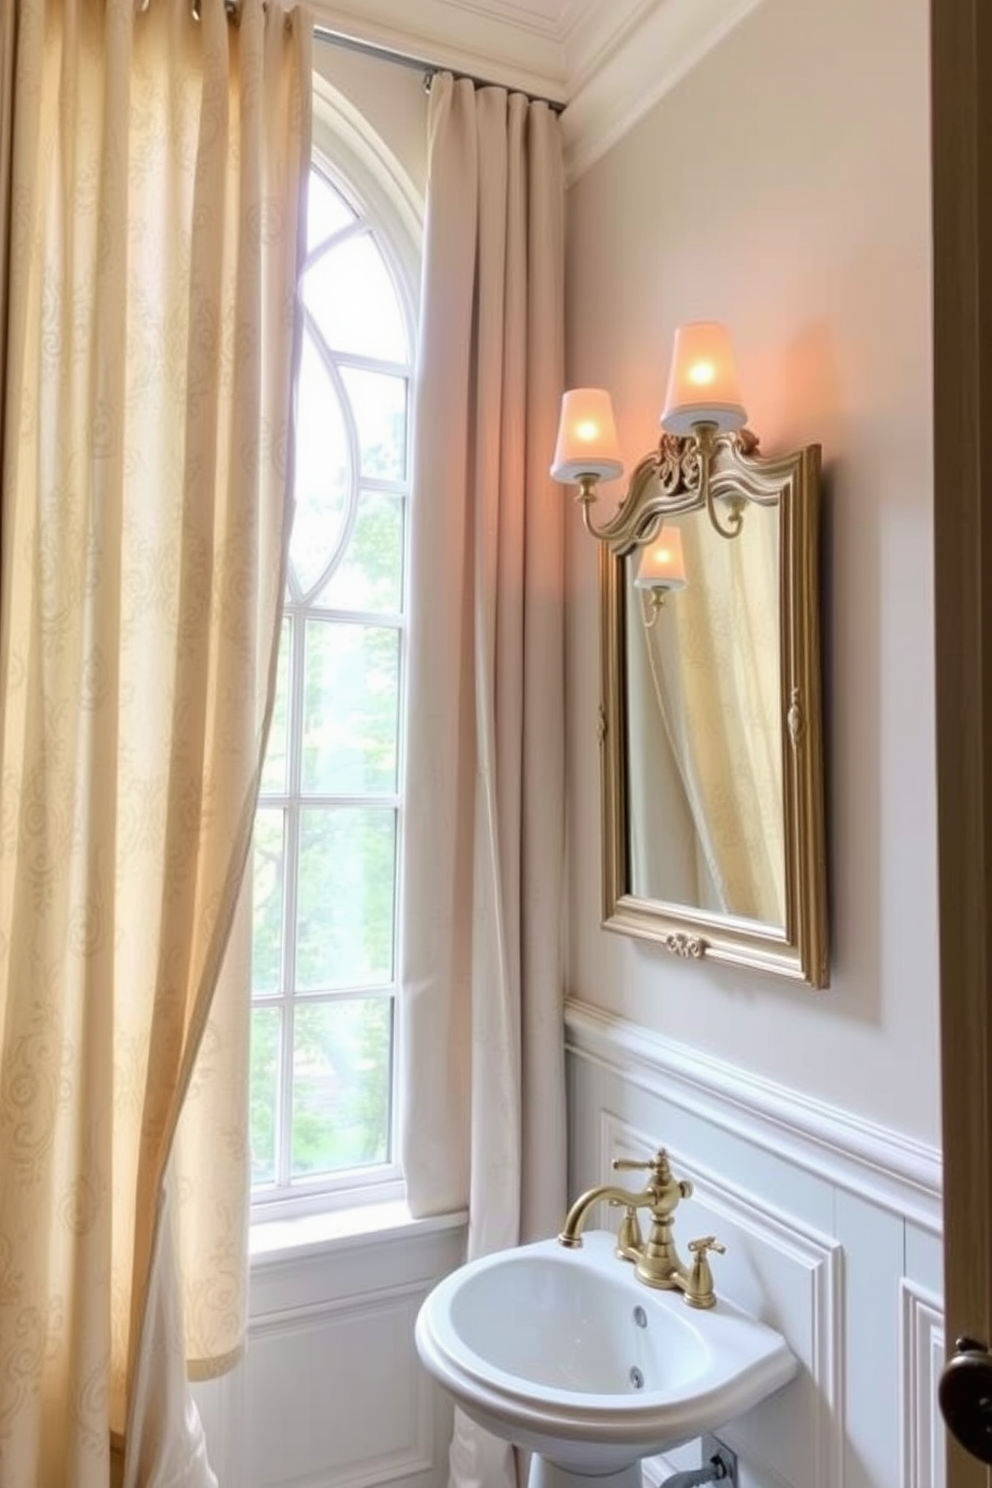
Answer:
[[626, 500, 784, 926]]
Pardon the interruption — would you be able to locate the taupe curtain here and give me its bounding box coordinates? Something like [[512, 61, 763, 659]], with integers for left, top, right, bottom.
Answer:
[[0, 2, 311, 1483], [400, 73, 567, 1488]]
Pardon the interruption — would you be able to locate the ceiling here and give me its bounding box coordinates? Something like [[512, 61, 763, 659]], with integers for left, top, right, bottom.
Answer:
[[309, 0, 761, 180]]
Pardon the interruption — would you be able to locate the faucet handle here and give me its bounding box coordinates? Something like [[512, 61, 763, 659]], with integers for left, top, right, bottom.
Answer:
[[612, 1202, 644, 1262], [613, 1148, 673, 1180], [613, 1149, 693, 1202], [684, 1236, 726, 1310], [688, 1235, 726, 1256]]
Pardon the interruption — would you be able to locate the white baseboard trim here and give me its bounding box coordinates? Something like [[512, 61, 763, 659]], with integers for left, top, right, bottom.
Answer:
[[565, 1000, 943, 1235]]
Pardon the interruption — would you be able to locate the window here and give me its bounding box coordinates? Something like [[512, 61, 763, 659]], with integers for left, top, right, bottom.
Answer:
[[249, 133, 417, 1214]]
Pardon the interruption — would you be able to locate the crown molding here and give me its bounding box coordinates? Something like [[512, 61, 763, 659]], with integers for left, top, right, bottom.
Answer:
[[308, 0, 569, 103], [560, 0, 659, 94], [306, 0, 767, 181], [561, 0, 767, 182]]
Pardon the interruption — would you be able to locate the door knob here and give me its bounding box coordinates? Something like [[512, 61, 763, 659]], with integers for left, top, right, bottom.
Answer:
[[939, 1337, 992, 1464]]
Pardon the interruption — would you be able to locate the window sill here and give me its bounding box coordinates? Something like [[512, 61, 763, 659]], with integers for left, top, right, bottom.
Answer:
[[249, 1199, 468, 1269]]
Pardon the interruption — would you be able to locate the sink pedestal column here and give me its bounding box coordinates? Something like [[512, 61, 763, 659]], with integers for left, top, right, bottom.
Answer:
[[528, 1453, 643, 1488]]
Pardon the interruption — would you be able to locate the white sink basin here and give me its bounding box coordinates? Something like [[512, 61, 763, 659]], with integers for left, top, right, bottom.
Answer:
[[416, 1230, 797, 1487]]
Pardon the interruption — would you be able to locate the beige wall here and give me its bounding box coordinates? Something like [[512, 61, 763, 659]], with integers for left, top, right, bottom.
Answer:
[[563, 0, 939, 1141]]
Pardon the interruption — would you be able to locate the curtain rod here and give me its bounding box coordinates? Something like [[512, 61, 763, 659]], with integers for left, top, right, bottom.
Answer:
[[311, 23, 566, 114]]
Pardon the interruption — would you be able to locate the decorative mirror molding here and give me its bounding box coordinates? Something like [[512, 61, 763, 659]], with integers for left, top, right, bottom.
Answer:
[[596, 428, 829, 988]]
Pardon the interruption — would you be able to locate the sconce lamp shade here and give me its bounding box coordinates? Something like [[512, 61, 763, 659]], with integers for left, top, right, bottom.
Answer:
[[550, 388, 624, 483], [660, 322, 747, 436], [634, 526, 687, 592]]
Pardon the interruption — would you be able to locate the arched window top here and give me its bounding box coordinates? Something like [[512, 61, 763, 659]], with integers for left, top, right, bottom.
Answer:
[[310, 71, 422, 323], [291, 160, 413, 604]]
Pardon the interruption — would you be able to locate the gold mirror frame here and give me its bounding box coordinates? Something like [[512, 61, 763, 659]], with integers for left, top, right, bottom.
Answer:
[[597, 429, 829, 988]]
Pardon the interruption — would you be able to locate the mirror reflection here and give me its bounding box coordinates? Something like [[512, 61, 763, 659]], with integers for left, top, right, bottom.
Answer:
[[624, 498, 784, 927]]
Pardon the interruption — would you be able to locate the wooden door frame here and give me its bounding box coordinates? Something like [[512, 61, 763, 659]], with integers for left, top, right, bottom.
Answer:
[[933, 0, 992, 1483]]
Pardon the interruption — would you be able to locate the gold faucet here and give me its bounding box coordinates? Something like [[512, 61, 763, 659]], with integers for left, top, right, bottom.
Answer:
[[558, 1148, 725, 1307]]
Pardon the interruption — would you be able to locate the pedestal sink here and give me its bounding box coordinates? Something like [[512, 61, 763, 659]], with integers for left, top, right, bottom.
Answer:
[[415, 1230, 797, 1488]]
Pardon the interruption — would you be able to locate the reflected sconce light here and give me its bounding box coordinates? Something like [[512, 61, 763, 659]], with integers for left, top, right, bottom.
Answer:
[[634, 526, 687, 626], [551, 321, 749, 542]]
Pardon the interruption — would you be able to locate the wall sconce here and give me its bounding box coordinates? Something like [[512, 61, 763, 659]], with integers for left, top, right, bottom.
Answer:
[[551, 321, 749, 541], [548, 387, 624, 524], [634, 527, 686, 627]]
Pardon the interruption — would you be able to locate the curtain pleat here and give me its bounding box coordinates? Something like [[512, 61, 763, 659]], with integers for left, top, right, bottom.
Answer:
[[0, 3, 311, 1483], [401, 72, 567, 1488]]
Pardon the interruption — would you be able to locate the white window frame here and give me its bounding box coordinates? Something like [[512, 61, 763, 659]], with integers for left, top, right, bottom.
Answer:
[[250, 76, 423, 1224]]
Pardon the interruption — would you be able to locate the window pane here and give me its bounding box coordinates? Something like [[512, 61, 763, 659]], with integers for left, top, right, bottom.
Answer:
[[252, 809, 285, 995], [292, 334, 351, 596], [302, 622, 399, 795], [296, 807, 396, 990], [291, 998, 393, 1178], [303, 231, 408, 363], [250, 1005, 281, 1186], [307, 169, 355, 252], [252, 144, 412, 1205], [340, 366, 407, 481], [317, 493, 404, 615], [261, 618, 292, 794]]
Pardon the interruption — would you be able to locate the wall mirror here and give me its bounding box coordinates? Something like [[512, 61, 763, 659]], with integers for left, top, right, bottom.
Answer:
[[597, 429, 829, 987]]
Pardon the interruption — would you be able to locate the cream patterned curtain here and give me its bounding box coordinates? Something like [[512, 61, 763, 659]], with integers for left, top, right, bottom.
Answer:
[[639, 509, 784, 924], [401, 73, 567, 1488], [0, 3, 311, 1484]]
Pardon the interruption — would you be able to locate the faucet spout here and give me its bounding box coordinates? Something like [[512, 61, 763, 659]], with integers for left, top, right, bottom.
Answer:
[[556, 1149, 701, 1293], [557, 1183, 653, 1248]]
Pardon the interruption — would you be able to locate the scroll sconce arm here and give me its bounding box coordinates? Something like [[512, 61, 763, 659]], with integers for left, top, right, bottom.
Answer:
[[573, 451, 663, 544], [695, 422, 746, 541], [575, 474, 617, 542], [640, 590, 668, 630], [572, 429, 746, 545]]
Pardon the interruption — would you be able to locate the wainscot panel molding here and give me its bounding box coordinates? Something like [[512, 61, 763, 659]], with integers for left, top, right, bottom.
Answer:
[[565, 999, 943, 1233], [193, 1214, 466, 1488], [565, 999, 945, 1488], [244, 1286, 439, 1488], [900, 1282, 947, 1488], [603, 1111, 843, 1488]]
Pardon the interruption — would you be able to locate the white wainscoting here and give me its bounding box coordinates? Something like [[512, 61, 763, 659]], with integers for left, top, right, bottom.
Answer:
[[900, 1283, 946, 1488], [194, 1211, 466, 1488], [565, 1000, 946, 1488]]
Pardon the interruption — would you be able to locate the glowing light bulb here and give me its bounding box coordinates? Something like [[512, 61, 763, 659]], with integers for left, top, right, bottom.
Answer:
[[688, 360, 716, 386]]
